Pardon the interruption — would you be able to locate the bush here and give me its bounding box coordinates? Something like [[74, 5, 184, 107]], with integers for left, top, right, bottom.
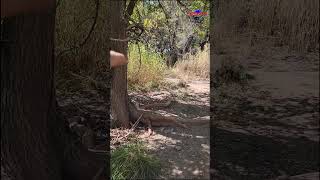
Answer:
[[128, 43, 166, 91], [173, 45, 210, 80], [213, 56, 254, 88]]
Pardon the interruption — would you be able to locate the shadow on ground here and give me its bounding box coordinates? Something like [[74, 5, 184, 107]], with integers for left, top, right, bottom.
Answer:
[[211, 127, 319, 180], [211, 90, 319, 180], [145, 124, 210, 179]]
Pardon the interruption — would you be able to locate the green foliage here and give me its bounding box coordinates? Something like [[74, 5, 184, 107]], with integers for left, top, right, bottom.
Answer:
[[130, 0, 209, 57], [128, 42, 166, 91], [111, 142, 161, 180]]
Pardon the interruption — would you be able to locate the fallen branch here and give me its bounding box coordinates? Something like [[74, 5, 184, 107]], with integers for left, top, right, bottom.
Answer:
[[118, 114, 143, 141]]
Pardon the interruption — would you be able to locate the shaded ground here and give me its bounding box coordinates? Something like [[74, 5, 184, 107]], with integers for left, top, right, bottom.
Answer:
[[212, 38, 319, 179], [130, 78, 210, 179], [56, 90, 109, 148]]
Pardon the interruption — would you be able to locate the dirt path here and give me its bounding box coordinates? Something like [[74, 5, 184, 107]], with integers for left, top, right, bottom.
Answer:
[[130, 78, 210, 179], [212, 41, 319, 179]]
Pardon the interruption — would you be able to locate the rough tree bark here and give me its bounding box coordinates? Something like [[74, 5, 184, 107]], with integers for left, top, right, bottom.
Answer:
[[110, 0, 133, 128], [1, 10, 105, 180], [1, 12, 62, 180]]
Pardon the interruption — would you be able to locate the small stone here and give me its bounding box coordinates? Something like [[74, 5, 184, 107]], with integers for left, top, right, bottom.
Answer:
[[82, 129, 95, 149], [164, 128, 172, 133], [192, 169, 201, 175], [68, 116, 81, 124], [73, 124, 87, 136], [175, 146, 182, 151], [69, 121, 78, 129]]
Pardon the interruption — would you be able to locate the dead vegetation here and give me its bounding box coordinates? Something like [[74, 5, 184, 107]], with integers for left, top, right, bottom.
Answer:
[[172, 45, 210, 80], [214, 0, 319, 52], [213, 56, 254, 88]]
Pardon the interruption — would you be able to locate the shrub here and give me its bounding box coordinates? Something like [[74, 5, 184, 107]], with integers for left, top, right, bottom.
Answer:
[[173, 45, 210, 80], [128, 43, 166, 91]]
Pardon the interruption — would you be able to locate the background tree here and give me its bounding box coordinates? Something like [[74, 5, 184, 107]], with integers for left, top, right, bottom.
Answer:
[[110, 0, 137, 128], [132, 0, 209, 67], [110, 0, 130, 128]]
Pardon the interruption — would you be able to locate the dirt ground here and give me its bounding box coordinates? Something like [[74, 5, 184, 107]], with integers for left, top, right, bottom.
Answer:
[[129, 77, 210, 179], [212, 38, 319, 180]]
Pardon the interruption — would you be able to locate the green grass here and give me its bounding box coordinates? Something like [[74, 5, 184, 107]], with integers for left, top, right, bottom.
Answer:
[[111, 141, 161, 180], [128, 42, 167, 91]]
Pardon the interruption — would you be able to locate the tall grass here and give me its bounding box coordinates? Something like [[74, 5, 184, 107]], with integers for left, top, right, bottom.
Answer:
[[111, 142, 161, 180], [215, 0, 319, 52], [128, 43, 166, 91], [173, 45, 210, 80]]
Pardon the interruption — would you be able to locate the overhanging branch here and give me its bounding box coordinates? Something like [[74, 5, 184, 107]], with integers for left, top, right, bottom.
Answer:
[[56, 0, 100, 59]]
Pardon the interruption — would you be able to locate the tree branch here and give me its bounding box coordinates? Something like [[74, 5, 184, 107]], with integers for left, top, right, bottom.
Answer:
[[126, 0, 137, 17], [56, 0, 100, 59]]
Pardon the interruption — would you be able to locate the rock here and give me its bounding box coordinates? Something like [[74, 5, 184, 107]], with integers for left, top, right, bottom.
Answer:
[[72, 124, 87, 137], [164, 128, 174, 133], [177, 80, 188, 88], [69, 121, 78, 129], [175, 146, 182, 151], [82, 129, 95, 149], [192, 169, 201, 175], [68, 116, 82, 124]]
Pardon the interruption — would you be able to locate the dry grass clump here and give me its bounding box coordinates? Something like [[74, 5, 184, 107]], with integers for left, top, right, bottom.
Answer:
[[215, 0, 319, 52], [127, 43, 166, 91], [173, 45, 210, 80], [212, 56, 254, 88]]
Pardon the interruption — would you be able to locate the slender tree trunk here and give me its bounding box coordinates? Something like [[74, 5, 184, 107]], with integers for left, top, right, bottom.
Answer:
[[1, 10, 105, 180], [110, 0, 130, 128]]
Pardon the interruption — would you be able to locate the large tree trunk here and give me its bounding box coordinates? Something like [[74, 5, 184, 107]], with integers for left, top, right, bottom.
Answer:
[[110, 0, 130, 128], [1, 11, 105, 180], [1, 13, 63, 180]]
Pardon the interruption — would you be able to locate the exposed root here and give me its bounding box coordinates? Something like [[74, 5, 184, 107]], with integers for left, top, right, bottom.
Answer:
[[140, 99, 172, 109], [178, 117, 210, 126], [129, 99, 189, 129]]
